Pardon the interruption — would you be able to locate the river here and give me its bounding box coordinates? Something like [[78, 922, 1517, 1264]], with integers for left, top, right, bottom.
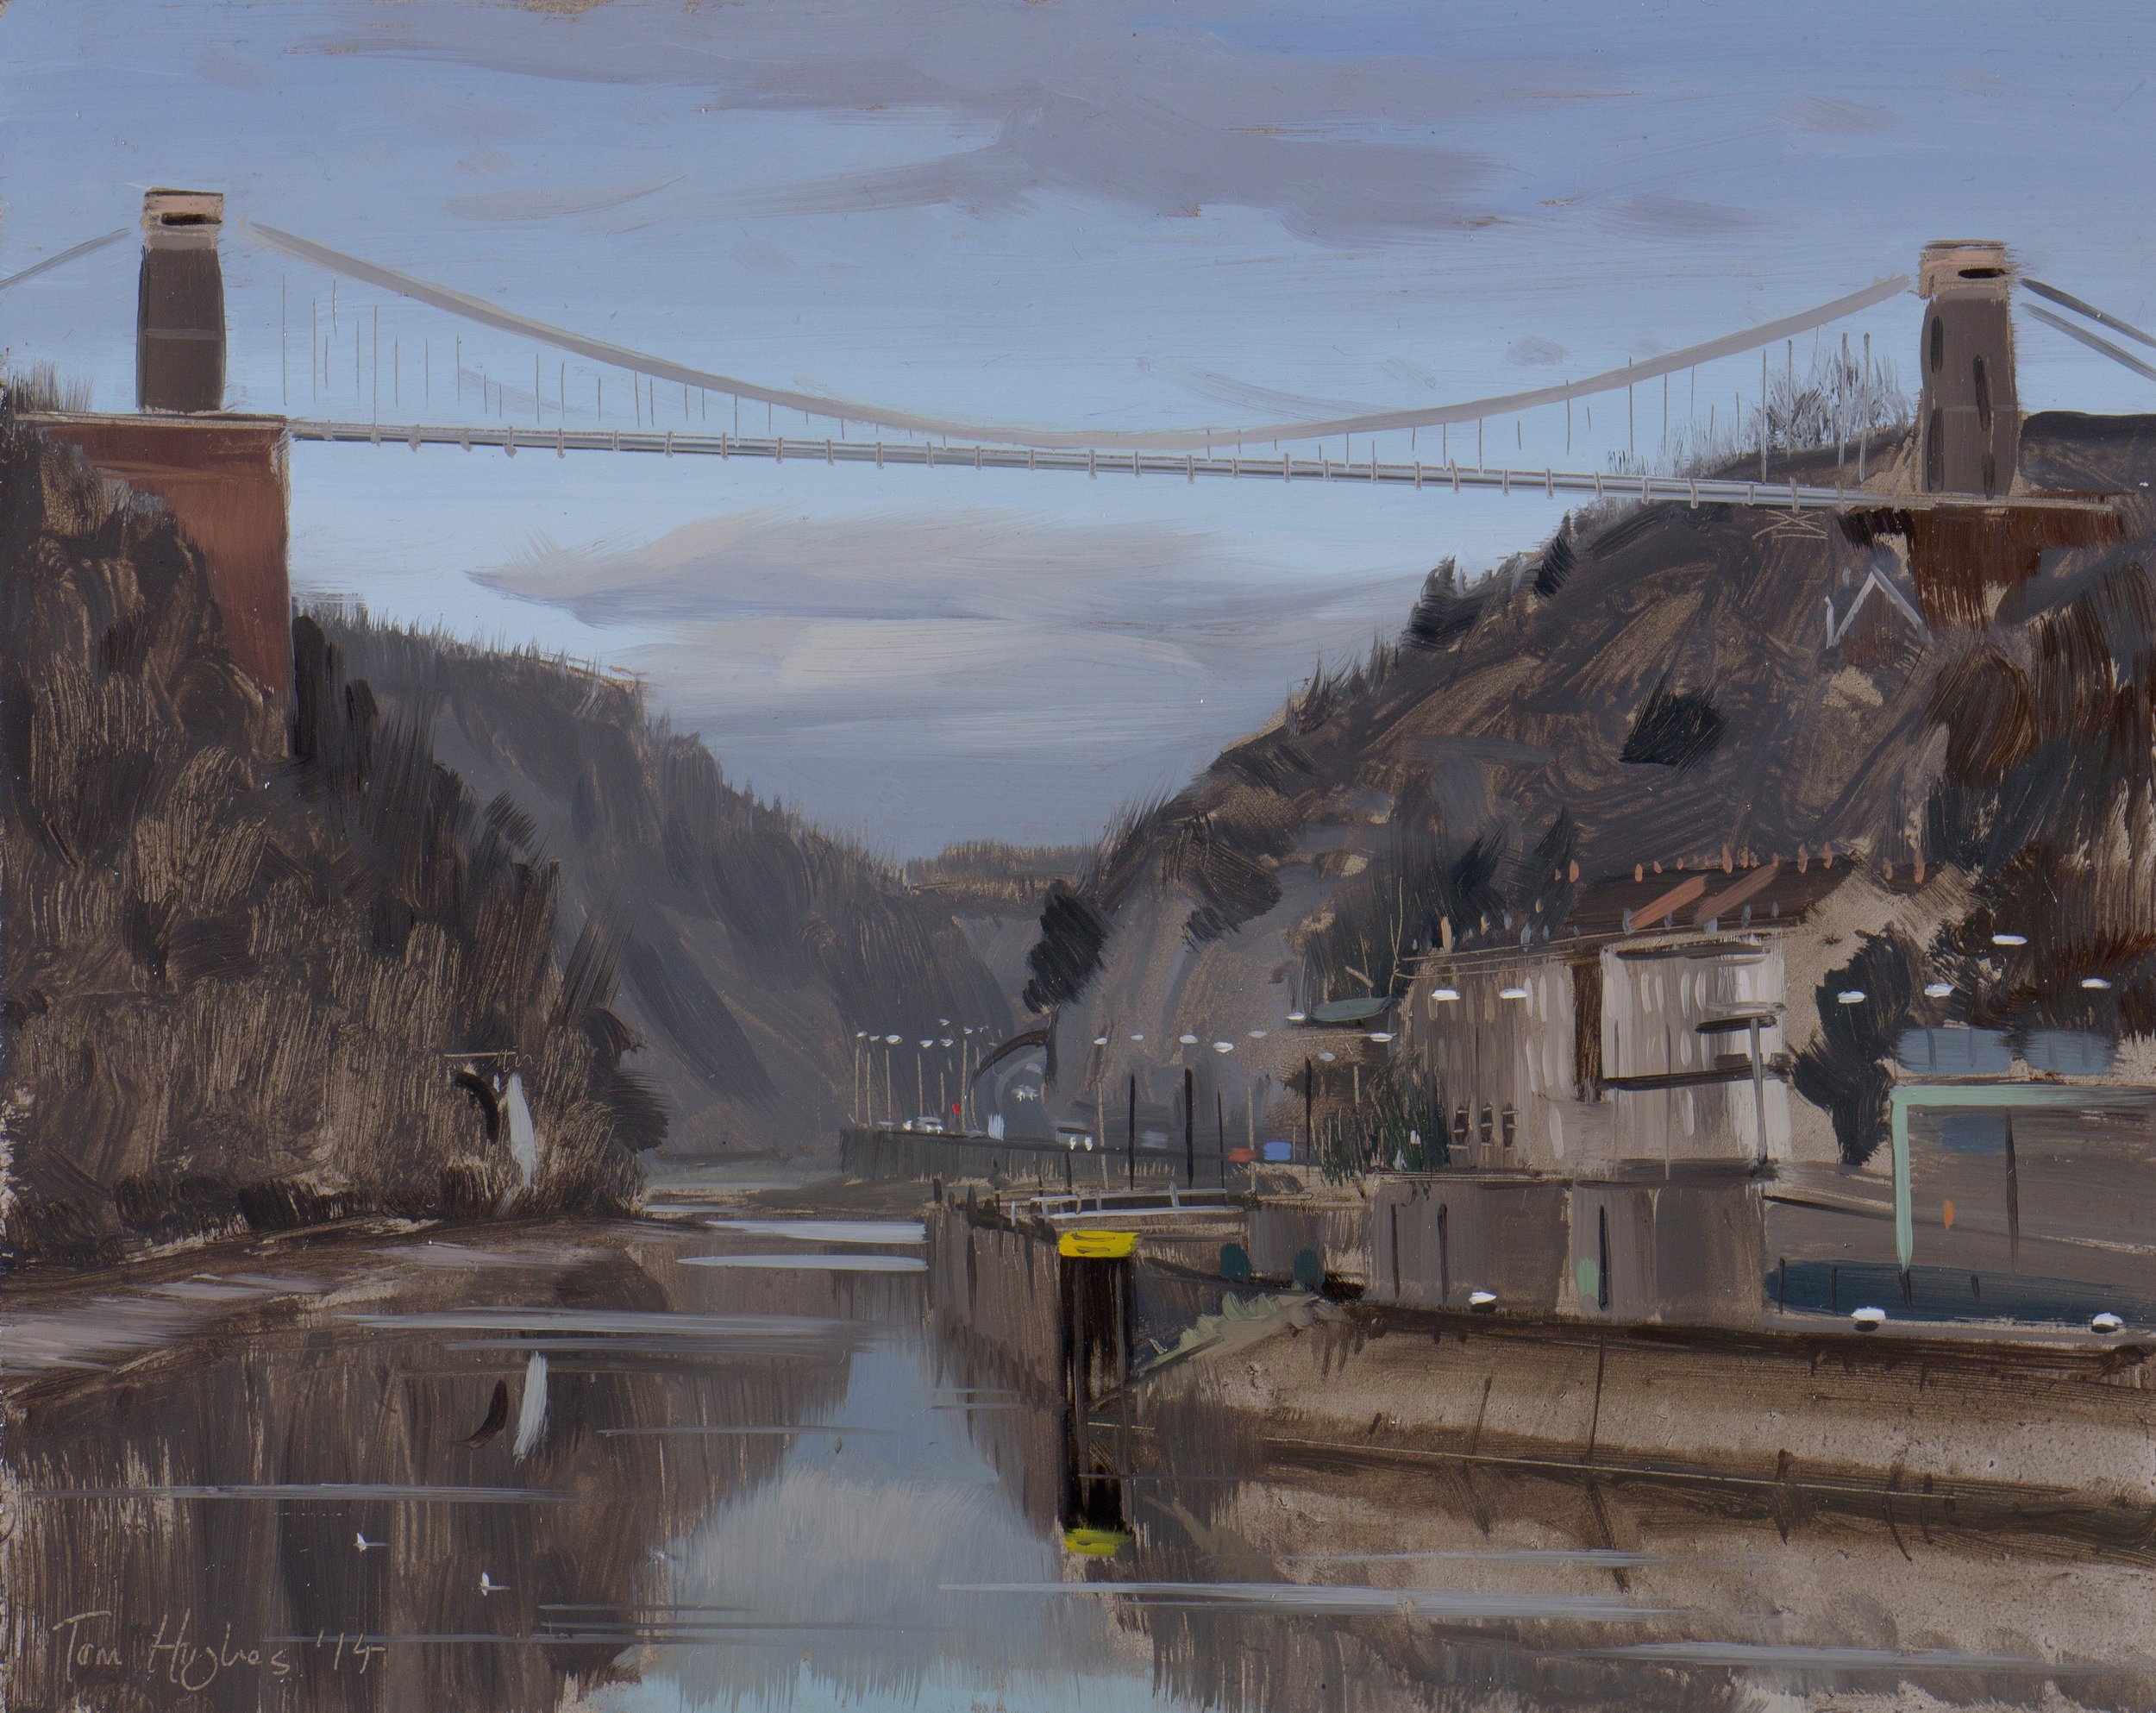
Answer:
[[5, 1168, 2154, 1712]]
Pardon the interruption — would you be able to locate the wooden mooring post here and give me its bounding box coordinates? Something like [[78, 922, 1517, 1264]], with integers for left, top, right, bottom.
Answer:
[[1056, 1228, 1135, 1556]]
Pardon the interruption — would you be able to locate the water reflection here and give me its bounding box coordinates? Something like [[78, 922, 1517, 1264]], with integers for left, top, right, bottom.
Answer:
[[7, 1207, 2156, 1711]]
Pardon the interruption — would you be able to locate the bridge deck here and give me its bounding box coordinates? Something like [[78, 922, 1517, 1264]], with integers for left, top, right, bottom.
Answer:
[[284, 418, 2118, 515]]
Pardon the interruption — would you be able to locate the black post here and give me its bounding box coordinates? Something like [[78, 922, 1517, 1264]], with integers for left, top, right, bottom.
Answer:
[[1184, 1066, 1195, 1187], [1058, 1239, 1134, 1551], [2003, 1110, 2021, 1269], [1217, 1089, 1227, 1187], [1126, 1072, 1138, 1190], [1304, 1057, 1314, 1164]]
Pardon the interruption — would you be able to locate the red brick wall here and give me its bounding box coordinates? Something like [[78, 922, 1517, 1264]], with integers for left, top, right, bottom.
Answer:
[[32, 412, 291, 706]]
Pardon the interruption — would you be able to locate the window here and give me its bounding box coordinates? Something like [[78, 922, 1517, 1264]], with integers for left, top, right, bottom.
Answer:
[[2023, 1030, 2114, 1076], [1974, 355, 1992, 431], [1930, 315, 1944, 373], [1897, 1026, 2011, 1075]]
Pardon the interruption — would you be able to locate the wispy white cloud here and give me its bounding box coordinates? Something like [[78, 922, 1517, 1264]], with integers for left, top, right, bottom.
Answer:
[[477, 505, 1426, 846]]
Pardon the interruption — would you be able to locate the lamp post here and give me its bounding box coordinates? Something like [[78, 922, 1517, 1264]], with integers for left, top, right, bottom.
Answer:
[[959, 1027, 975, 1130], [1210, 1038, 1237, 1182], [883, 1034, 901, 1126], [1316, 1050, 1337, 1164], [1183, 1064, 1195, 1186], [1123, 1035, 1148, 1188], [1304, 1056, 1314, 1164], [1094, 1034, 1109, 1178]]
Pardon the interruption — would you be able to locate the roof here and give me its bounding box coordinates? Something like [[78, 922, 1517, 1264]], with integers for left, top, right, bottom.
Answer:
[[1399, 851, 1876, 981], [1566, 856, 1858, 937]]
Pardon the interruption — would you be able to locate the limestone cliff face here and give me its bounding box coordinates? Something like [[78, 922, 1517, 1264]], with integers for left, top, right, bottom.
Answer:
[[0, 417, 653, 1264], [1027, 417, 2156, 1164], [0, 412, 1007, 1264], [323, 613, 1012, 1154]]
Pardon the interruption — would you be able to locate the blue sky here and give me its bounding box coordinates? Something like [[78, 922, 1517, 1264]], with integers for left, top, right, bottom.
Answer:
[[3, 0, 2153, 854]]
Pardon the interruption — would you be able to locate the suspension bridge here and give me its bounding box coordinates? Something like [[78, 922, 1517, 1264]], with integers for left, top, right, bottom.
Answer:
[[3, 202, 2149, 518]]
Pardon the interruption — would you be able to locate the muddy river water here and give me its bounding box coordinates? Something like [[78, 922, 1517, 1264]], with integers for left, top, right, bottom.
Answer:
[[5, 1180, 2155, 1712]]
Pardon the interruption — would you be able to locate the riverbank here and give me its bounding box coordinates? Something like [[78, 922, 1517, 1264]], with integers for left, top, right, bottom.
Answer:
[[937, 1196, 2156, 1515], [9, 1203, 2155, 1711]]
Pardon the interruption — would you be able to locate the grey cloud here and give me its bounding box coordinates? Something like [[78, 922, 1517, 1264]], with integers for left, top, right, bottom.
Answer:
[[1779, 95, 1896, 136], [196, 49, 270, 91], [379, 86, 546, 145], [1595, 194, 1760, 241], [1506, 336, 1567, 367], [480, 507, 1230, 625], [304, 0, 1598, 247], [1169, 368, 1379, 417], [754, 91, 1501, 245], [447, 178, 675, 222]]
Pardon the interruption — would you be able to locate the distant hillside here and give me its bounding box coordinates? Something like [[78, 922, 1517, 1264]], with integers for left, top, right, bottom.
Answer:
[[905, 841, 1088, 913], [0, 413, 646, 1264], [1022, 413, 2156, 1164], [904, 841, 1089, 1001], [321, 612, 1012, 1151]]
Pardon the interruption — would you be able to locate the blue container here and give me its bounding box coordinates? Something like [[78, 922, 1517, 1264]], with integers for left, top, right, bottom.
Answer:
[[1261, 1140, 1293, 1164]]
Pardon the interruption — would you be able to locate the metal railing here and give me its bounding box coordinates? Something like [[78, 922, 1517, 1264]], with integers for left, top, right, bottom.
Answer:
[[285, 418, 2117, 515]]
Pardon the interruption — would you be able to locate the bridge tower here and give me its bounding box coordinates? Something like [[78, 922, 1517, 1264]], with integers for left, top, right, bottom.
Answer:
[[136, 189, 227, 414], [28, 189, 291, 712], [1916, 241, 2017, 497]]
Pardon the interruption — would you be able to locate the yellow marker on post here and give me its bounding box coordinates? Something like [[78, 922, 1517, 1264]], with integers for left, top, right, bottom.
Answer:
[[1062, 1526, 1132, 1557], [1058, 1229, 1138, 1259]]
